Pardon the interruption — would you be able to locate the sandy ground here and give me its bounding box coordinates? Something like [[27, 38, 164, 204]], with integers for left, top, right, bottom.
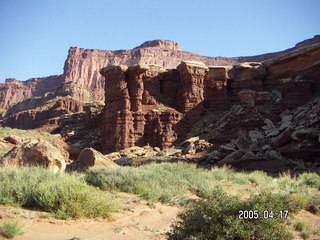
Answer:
[[0, 193, 319, 240], [292, 210, 320, 240], [0, 193, 180, 240]]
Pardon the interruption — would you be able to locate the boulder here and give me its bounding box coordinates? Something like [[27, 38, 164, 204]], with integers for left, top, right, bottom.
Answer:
[[72, 148, 119, 171], [291, 128, 320, 141], [180, 136, 200, 148], [220, 142, 237, 151], [279, 114, 293, 131], [120, 146, 146, 157], [181, 137, 212, 154], [234, 135, 258, 152], [0, 139, 67, 172], [217, 150, 245, 165], [156, 147, 182, 157], [266, 129, 280, 137], [183, 143, 196, 154], [263, 119, 275, 130], [248, 130, 265, 144], [4, 135, 22, 145], [271, 126, 295, 147], [115, 157, 133, 166], [104, 151, 122, 161]]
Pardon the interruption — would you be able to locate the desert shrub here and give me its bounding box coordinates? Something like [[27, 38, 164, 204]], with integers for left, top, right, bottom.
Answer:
[[276, 172, 301, 194], [86, 162, 320, 205], [0, 220, 25, 239], [246, 171, 272, 185], [294, 221, 308, 232], [294, 220, 320, 240], [305, 192, 320, 214], [298, 172, 320, 190], [168, 189, 293, 240], [0, 167, 117, 219], [285, 193, 308, 213], [210, 165, 234, 180], [86, 162, 226, 203]]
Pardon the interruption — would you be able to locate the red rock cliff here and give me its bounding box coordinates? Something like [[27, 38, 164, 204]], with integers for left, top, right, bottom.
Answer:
[[0, 75, 63, 110], [100, 42, 320, 153], [1, 36, 319, 111]]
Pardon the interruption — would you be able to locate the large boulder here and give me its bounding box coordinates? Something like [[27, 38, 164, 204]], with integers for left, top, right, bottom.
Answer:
[[72, 148, 119, 171], [4, 135, 22, 145], [0, 139, 67, 172]]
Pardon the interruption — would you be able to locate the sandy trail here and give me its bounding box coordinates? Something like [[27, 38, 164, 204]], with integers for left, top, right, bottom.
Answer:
[[0, 193, 180, 240]]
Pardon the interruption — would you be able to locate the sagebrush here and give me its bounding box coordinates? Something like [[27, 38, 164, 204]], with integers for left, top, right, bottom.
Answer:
[[0, 167, 117, 219]]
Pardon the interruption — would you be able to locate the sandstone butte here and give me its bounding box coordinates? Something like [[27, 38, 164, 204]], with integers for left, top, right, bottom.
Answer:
[[99, 43, 320, 153], [1, 36, 319, 110]]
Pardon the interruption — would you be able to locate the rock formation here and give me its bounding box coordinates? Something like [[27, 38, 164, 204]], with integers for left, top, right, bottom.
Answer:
[[1, 36, 319, 111], [1, 37, 320, 172], [0, 75, 63, 110], [2, 82, 90, 130], [100, 64, 183, 153], [100, 42, 320, 163], [0, 138, 68, 172], [71, 147, 119, 171]]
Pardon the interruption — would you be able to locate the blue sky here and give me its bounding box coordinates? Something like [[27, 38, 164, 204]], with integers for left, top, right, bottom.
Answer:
[[0, 0, 319, 82]]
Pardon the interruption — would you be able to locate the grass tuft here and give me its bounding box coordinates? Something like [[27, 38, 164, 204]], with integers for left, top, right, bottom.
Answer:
[[0, 220, 25, 239]]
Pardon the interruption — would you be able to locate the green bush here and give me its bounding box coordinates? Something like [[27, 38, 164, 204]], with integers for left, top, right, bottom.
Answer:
[[285, 193, 308, 213], [167, 189, 293, 240], [86, 162, 220, 204], [304, 192, 320, 214], [298, 172, 320, 190], [0, 220, 25, 239], [0, 167, 117, 219], [87, 162, 234, 204], [85, 162, 320, 206], [294, 221, 308, 232]]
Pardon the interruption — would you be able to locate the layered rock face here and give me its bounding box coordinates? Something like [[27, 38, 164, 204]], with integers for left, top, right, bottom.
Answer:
[[101, 43, 320, 155], [63, 40, 239, 96], [1, 36, 319, 111], [100, 65, 183, 152], [0, 75, 63, 110], [63, 36, 320, 99], [2, 83, 90, 130]]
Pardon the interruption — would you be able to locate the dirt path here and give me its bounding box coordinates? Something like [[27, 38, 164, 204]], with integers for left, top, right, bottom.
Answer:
[[1, 193, 319, 240], [0, 193, 180, 240]]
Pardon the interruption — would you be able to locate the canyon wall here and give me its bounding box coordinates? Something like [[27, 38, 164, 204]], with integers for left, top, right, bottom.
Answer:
[[100, 43, 320, 153], [2, 36, 319, 111], [2, 83, 90, 130], [0, 75, 63, 110]]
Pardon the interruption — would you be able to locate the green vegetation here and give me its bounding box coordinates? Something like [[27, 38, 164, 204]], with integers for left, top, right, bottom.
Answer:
[[298, 172, 320, 190], [294, 220, 320, 240], [0, 127, 53, 140], [0, 167, 118, 219], [86, 162, 320, 205], [0, 160, 319, 240], [85, 162, 320, 239], [86, 162, 225, 204], [0, 220, 25, 239], [294, 220, 308, 232], [167, 189, 294, 240]]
